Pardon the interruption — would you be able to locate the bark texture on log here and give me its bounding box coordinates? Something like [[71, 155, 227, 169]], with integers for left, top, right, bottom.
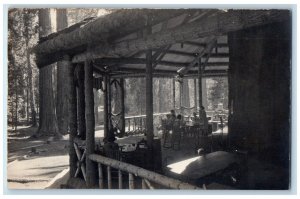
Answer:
[[34, 9, 190, 55], [37, 9, 60, 138], [84, 60, 97, 187], [75, 64, 86, 140], [56, 9, 69, 134], [72, 10, 289, 63], [66, 56, 77, 177]]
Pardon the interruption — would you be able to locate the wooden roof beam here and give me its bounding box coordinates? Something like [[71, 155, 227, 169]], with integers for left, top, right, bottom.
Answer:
[[183, 41, 228, 48], [94, 57, 228, 67], [33, 9, 193, 55], [72, 10, 289, 63]]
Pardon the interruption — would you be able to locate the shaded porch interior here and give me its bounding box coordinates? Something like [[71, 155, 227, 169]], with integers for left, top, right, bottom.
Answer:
[[33, 9, 291, 189]]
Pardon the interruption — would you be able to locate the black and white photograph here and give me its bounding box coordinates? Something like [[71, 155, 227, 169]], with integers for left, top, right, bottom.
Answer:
[[4, 5, 296, 193]]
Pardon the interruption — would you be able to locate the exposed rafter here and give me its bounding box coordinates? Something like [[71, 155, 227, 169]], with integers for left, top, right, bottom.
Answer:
[[94, 57, 228, 67]]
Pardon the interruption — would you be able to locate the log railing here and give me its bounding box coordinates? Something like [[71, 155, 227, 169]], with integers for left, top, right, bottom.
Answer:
[[89, 154, 201, 189], [125, 112, 169, 135]]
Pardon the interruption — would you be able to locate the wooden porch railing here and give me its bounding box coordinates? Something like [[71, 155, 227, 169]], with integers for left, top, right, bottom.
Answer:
[[89, 154, 201, 190], [125, 112, 169, 134]]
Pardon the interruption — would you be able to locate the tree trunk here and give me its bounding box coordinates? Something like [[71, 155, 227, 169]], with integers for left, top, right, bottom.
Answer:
[[14, 81, 18, 132], [56, 9, 69, 134], [36, 9, 60, 138], [25, 42, 37, 126]]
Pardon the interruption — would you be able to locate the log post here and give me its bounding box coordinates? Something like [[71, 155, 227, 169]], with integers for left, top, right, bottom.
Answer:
[[120, 78, 125, 136], [198, 59, 203, 116], [67, 56, 77, 177], [76, 64, 86, 140], [146, 49, 154, 148], [194, 78, 197, 111], [107, 75, 112, 136], [84, 60, 96, 188], [179, 80, 183, 114], [103, 74, 109, 139], [173, 78, 176, 109]]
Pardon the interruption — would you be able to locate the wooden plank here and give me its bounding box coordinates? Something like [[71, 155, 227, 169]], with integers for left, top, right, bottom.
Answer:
[[72, 10, 289, 63], [84, 60, 97, 188], [98, 163, 104, 189]]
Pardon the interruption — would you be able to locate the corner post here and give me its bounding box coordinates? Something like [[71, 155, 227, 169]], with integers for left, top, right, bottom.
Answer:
[[84, 60, 96, 187]]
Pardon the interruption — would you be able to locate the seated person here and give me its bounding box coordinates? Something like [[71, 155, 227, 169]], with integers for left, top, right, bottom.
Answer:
[[165, 114, 175, 131], [103, 133, 120, 159], [170, 110, 176, 121], [191, 112, 200, 124], [176, 114, 186, 127]]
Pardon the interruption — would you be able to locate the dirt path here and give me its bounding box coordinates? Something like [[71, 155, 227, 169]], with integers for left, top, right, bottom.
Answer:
[[7, 126, 69, 189]]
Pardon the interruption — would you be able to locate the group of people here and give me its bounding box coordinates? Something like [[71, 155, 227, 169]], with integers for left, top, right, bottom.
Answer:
[[162, 106, 209, 137]]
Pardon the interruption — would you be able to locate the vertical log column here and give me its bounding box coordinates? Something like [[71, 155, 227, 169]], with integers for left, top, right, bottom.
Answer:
[[173, 78, 176, 109], [103, 74, 109, 139], [194, 78, 197, 111], [146, 49, 154, 148], [179, 80, 183, 114], [76, 64, 86, 140], [120, 78, 126, 136], [67, 56, 77, 177], [107, 76, 112, 135], [84, 60, 96, 187], [198, 59, 203, 117]]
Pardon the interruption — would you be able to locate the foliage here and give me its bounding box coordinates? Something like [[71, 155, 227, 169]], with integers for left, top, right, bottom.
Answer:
[[207, 77, 228, 110], [8, 9, 39, 125]]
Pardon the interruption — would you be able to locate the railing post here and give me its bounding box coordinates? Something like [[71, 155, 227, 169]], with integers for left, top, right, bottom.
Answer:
[[129, 173, 135, 189], [142, 179, 147, 189], [107, 166, 112, 189], [98, 163, 104, 189], [118, 170, 123, 189]]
